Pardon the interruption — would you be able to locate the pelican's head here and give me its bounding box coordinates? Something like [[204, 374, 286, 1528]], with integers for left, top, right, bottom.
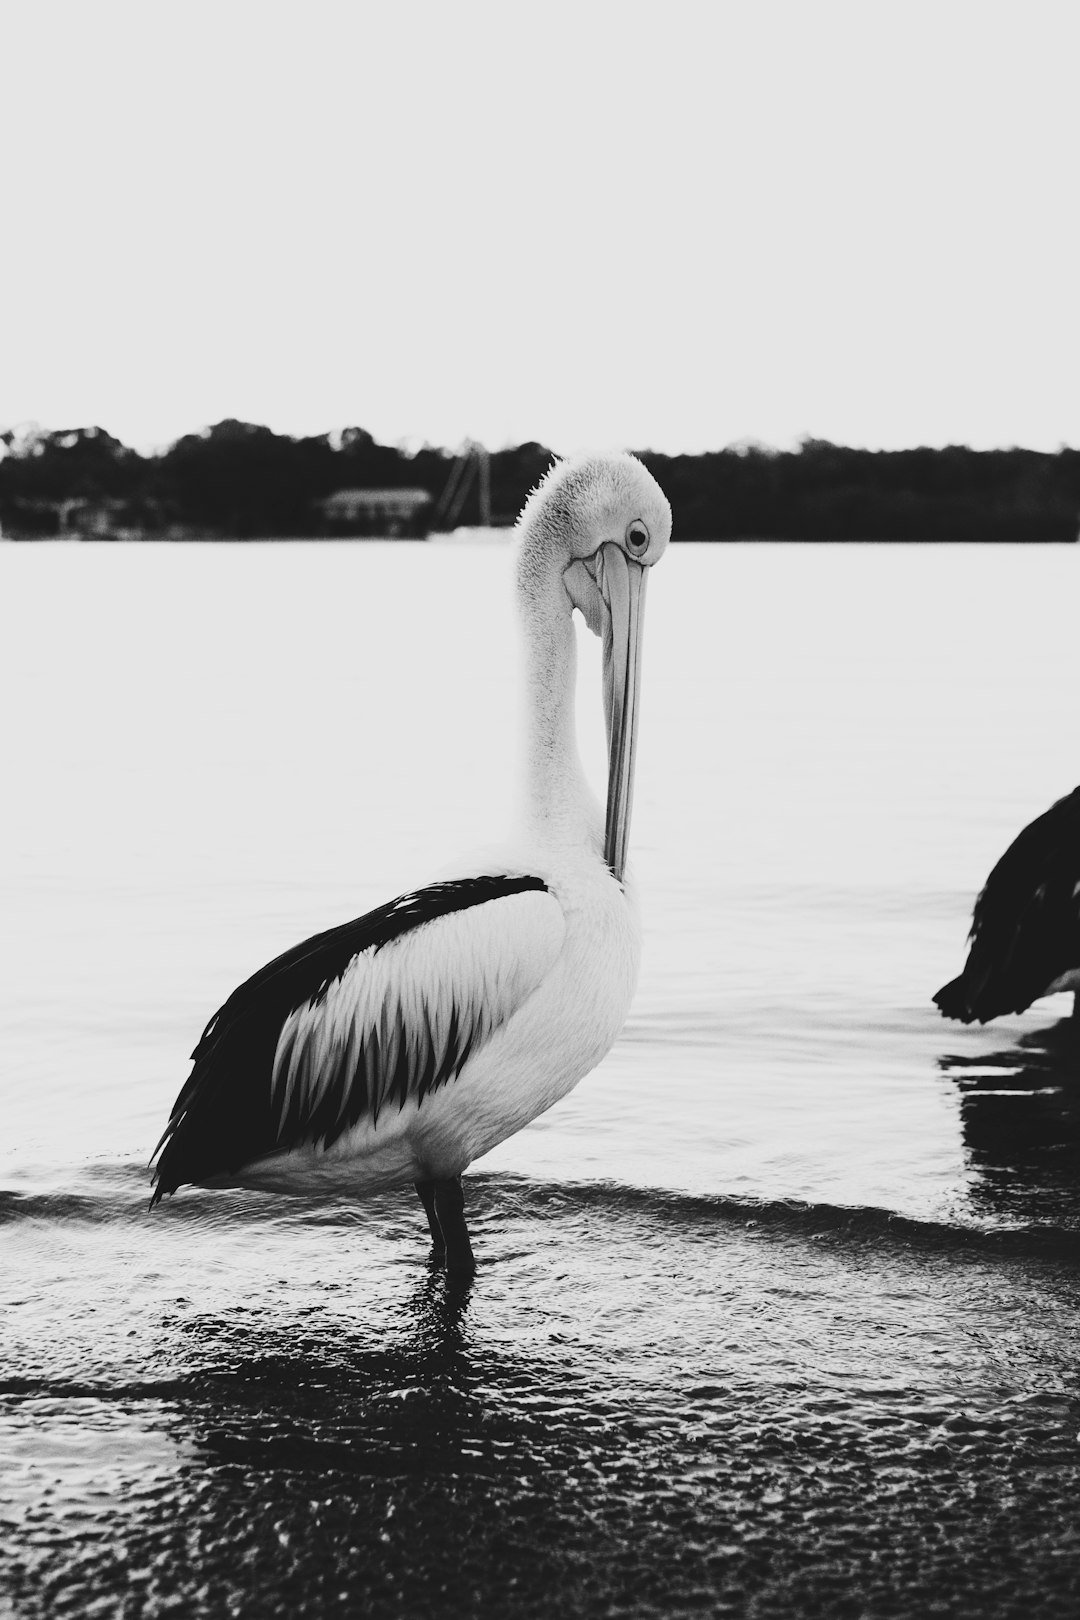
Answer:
[[516, 452, 672, 883]]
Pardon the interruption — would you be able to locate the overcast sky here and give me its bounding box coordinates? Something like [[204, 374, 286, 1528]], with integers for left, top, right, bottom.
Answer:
[[2, 0, 1077, 456]]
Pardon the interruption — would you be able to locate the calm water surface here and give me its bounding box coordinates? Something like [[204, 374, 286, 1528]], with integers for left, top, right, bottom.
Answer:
[[3, 540, 1080, 1617]]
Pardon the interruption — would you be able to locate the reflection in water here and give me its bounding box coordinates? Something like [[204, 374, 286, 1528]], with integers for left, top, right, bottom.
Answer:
[[940, 1018, 1080, 1226], [182, 1270, 482, 1481], [167, 1292, 701, 1619]]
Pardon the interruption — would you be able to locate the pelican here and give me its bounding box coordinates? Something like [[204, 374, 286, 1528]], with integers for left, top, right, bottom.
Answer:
[[933, 787, 1080, 1025], [151, 453, 671, 1272]]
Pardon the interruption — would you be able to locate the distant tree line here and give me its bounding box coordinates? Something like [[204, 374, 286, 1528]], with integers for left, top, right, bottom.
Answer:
[[639, 440, 1080, 543], [1, 420, 1078, 541]]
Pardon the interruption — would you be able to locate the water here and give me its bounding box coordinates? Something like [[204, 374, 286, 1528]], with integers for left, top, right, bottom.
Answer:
[[3, 540, 1080, 1616]]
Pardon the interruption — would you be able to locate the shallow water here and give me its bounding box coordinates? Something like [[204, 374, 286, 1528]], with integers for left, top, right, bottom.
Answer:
[[3, 540, 1080, 1615]]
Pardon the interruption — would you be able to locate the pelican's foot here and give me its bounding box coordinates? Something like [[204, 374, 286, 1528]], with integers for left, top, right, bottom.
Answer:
[[445, 1247, 477, 1279]]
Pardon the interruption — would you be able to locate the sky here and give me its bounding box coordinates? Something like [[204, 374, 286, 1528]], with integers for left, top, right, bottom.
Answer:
[[1, 0, 1077, 457]]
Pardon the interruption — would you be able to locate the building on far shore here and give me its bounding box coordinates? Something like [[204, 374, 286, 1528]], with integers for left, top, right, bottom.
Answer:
[[316, 487, 432, 538]]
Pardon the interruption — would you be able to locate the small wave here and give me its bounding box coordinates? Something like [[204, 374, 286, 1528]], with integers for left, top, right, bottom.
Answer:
[[470, 1175, 1080, 1263], [0, 1188, 132, 1225], [0, 1375, 194, 1401], [0, 1159, 153, 1225], [5, 1163, 1080, 1263]]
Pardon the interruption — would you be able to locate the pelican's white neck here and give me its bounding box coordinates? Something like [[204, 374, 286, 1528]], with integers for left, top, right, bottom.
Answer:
[[516, 555, 602, 860]]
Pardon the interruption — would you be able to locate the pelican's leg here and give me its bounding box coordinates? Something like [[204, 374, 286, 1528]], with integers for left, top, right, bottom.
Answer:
[[414, 1179, 446, 1264], [434, 1176, 476, 1276]]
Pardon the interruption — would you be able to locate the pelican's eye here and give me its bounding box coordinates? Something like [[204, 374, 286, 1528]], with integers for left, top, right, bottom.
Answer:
[[625, 519, 650, 556]]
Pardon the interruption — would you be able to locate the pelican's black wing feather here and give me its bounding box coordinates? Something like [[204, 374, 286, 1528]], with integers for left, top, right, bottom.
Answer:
[[934, 788, 1080, 1022], [151, 874, 548, 1201]]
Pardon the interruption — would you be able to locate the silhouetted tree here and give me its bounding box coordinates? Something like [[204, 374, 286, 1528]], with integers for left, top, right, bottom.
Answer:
[[0, 425, 139, 501]]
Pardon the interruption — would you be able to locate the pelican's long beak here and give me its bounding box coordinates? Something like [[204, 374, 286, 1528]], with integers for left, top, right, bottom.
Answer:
[[598, 543, 649, 884]]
